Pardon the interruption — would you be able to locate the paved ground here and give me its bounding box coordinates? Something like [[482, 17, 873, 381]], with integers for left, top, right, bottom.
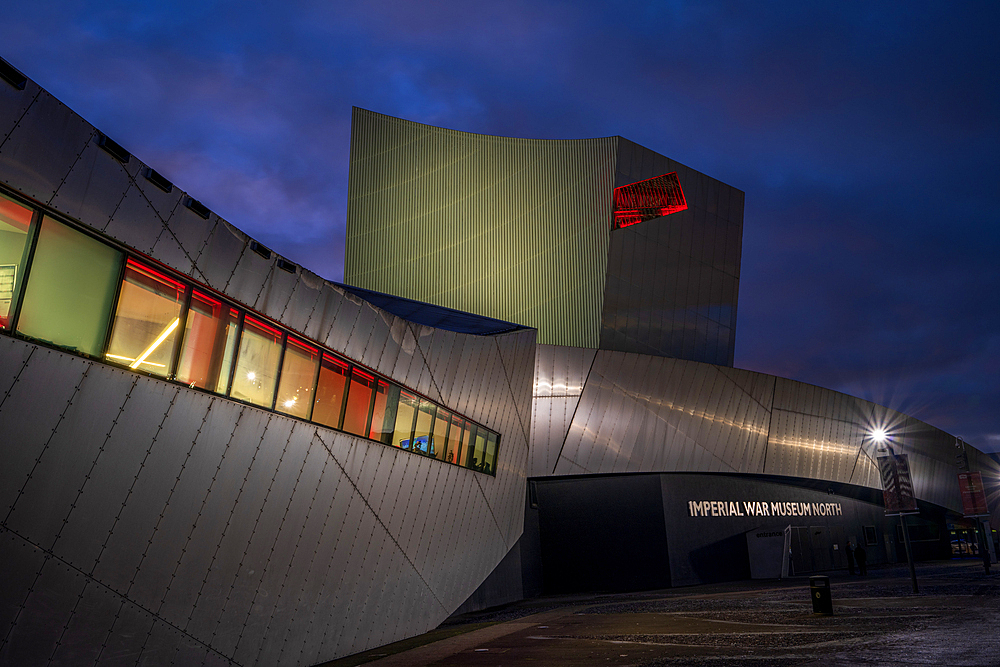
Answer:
[[321, 560, 1000, 667]]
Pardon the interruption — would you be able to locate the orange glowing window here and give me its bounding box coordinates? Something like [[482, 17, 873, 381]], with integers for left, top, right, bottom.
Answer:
[[613, 172, 687, 229]]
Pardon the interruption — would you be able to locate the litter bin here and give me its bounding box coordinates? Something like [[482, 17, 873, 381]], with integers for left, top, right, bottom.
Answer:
[[809, 575, 833, 615]]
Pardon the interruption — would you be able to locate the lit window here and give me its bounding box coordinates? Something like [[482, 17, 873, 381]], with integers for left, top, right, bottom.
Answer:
[[471, 428, 488, 471], [431, 408, 452, 462], [106, 259, 187, 378], [313, 354, 348, 429], [175, 293, 239, 393], [0, 195, 35, 331], [412, 399, 436, 457], [392, 390, 418, 449], [230, 316, 282, 408], [17, 216, 123, 356], [458, 423, 477, 468], [484, 431, 499, 475], [342, 367, 375, 436], [275, 336, 319, 420], [444, 414, 465, 464], [369, 379, 396, 443]]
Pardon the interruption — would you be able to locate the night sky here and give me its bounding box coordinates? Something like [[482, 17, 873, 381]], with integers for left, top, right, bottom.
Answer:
[[2, 2, 997, 451]]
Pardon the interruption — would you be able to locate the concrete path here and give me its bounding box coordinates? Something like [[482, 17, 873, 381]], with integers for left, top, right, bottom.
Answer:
[[321, 560, 1000, 667]]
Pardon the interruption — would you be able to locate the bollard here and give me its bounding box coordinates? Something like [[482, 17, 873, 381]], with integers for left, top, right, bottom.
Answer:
[[809, 575, 833, 615]]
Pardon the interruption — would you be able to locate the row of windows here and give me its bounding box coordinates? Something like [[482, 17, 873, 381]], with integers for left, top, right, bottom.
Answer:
[[0, 192, 500, 475]]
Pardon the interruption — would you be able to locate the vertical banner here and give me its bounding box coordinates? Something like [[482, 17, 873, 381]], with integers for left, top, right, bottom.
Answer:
[[958, 472, 989, 517], [878, 454, 917, 514]]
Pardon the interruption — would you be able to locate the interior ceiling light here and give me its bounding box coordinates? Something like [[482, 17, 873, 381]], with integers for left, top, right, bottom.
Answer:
[[129, 318, 179, 369], [613, 172, 687, 229]]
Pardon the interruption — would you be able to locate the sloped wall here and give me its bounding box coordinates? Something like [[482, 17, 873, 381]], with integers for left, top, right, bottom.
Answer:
[[0, 68, 535, 665]]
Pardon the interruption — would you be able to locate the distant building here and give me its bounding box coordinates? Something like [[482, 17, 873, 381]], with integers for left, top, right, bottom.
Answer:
[[0, 57, 994, 666]]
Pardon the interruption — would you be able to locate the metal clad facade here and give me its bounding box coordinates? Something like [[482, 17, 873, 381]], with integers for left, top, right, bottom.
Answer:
[[345, 108, 616, 348], [532, 345, 969, 516], [601, 139, 743, 365], [0, 73, 535, 665]]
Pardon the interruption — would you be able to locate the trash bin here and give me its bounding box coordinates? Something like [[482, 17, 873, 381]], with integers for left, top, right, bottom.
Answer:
[[809, 575, 833, 615]]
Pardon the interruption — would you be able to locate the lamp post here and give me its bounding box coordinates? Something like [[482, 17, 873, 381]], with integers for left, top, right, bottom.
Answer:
[[873, 429, 919, 594]]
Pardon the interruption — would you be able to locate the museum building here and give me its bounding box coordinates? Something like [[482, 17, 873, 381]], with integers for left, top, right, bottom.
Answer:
[[0, 57, 994, 665]]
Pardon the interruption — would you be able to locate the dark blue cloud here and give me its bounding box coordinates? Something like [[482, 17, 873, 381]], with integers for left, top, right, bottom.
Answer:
[[1, 0, 996, 450]]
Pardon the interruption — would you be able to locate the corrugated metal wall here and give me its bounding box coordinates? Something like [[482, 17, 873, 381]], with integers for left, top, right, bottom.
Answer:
[[345, 108, 616, 348]]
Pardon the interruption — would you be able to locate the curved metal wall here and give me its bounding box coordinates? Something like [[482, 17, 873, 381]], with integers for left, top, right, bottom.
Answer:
[[345, 108, 616, 349], [600, 139, 743, 366], [0, 69, 535, 665], [531, 344, 986, 518]]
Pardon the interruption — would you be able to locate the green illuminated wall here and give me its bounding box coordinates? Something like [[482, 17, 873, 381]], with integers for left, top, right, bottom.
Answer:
[[345, 110, 744, 364], [345, 108, 616, 348]]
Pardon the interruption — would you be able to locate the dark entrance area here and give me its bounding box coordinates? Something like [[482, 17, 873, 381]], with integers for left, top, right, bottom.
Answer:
[[533, 474, 670, 593]]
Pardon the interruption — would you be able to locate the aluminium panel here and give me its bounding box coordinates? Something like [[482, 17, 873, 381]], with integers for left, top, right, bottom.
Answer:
[[193, 219, 247, 291], [183, 415, 294, 647], [278, 271, 315, 337], [265, 454, 342, 664], [209, 425, 319, 658], [156, 408, 269, 629], [149, 221, 198, 278], [341, 299, 380, 367], [225, 427, 320, 664], [302, 278, 345, 342], [49, 138, 140, 232], [91, 389, 210, 596], [53, 375, 176, 574], [128, 398, 242, 612], [48, 581, 121, 667], [103, 181, 175, 253], [0, 345, 88, 517], [253, 257, 300, 325], [130, 159, 186, 229], [0, 527, 48, 641], [5, 366, 135, 551], [0, 77, 36, 146], [92, 600, 154, 667], [0, 90, 93, 204], [0, 556, 86, 665], [224, 246, 274, 311], [0, 334, 33, 394], [160, 204, 215, 270]]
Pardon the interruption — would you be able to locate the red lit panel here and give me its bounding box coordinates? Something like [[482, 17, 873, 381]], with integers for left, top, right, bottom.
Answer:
[[613, 172, 687, 229]]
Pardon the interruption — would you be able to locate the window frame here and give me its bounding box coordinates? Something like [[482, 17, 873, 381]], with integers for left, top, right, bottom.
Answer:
[[0, 189, 501, 476]]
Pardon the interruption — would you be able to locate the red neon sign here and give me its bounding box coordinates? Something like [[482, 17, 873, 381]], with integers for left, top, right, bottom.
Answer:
[[613, 172, 687, 229]]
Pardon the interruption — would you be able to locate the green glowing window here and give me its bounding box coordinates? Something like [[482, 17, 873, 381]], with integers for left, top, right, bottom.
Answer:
[[17, 216, 123, 356]]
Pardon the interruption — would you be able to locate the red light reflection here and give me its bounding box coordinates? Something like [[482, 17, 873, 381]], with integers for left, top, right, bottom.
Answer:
[[613, 172, 687, 229]]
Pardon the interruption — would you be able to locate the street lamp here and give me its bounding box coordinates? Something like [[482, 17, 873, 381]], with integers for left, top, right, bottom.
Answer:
[[872, 427, 919, 593]]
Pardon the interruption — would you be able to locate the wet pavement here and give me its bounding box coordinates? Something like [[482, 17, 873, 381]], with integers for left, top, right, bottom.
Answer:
[[321, 560, 1000, 667]]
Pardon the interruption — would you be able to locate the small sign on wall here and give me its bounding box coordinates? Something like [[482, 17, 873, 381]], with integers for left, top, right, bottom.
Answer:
[[958, 472, 989, 517]]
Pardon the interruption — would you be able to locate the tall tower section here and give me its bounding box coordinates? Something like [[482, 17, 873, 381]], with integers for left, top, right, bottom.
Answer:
[[345, 109, 743, 366]]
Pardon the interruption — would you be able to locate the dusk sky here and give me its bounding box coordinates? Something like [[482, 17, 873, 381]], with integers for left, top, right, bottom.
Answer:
[[2, 1, 997, 451]]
